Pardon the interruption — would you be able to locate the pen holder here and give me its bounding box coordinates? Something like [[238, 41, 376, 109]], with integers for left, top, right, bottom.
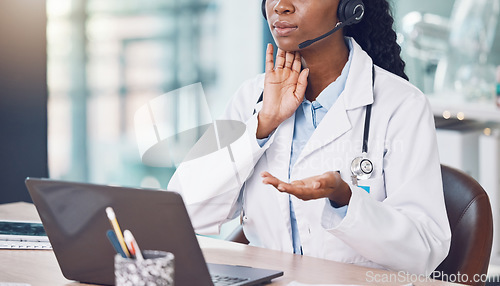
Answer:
[[115, 250, 174, 286]]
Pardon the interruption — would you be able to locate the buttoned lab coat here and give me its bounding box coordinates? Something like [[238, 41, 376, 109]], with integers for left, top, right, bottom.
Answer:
[[168, 39, 451, 275]]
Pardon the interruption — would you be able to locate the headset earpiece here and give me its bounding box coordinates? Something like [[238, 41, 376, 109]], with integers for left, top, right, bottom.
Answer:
[[337, 0, 365, 24], [262, 0, 267, 20]]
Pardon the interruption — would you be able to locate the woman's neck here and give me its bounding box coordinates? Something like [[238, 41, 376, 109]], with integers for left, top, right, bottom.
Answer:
[[300, 35, 349, 102]]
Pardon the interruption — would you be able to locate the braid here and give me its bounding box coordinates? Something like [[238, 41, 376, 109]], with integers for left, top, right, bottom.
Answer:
[[344, 0, 409, 80]]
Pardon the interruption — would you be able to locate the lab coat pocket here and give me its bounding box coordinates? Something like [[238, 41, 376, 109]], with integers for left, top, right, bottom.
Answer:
[[356, 175, 386, 202]]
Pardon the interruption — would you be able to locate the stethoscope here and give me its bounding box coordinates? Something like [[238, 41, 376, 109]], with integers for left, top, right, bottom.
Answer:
[[350, 103, 373, 186], [350, 65, 375, 186], [254, 65, 375, 187]]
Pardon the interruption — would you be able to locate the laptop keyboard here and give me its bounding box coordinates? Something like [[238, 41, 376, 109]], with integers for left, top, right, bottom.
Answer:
[[211, 274, 249, 286]]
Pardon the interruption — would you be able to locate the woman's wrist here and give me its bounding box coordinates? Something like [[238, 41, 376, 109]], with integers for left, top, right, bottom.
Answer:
[[256, 112, 281, 139], [328, 180, 352, 207]]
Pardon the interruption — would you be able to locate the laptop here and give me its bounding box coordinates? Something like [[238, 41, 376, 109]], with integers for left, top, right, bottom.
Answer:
[[25, 178, 283, 286]]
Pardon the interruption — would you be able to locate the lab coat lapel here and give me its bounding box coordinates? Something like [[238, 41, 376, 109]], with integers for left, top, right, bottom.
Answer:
[[294, 96, 351, 166]]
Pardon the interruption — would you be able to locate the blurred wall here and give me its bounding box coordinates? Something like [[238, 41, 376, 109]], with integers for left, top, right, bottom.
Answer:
[[393, 0, 500, 65], [0, 1, 48, 203]]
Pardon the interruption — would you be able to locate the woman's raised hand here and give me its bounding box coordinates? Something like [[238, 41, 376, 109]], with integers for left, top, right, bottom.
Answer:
[[257, 44, 309, 139]]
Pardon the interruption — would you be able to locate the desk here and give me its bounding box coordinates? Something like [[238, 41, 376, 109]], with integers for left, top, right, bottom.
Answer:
[[0, 202, 456, 286]]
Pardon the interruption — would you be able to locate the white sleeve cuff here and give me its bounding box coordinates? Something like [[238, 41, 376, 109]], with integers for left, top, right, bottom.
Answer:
[[321, 199, 349, 229], [321, 185, 369, 230]]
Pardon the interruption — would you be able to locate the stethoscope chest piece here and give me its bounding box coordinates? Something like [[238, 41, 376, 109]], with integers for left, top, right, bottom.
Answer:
[[351, 153, 373, 185]]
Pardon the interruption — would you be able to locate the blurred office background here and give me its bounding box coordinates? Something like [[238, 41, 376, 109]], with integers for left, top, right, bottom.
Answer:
[[1, 0, 500, 255], [44, 0, 263, 191], [0, 1, 48, 203]]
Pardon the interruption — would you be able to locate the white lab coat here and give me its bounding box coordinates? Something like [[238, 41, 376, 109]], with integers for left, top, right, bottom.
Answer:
[[168, 39, 451, 275]]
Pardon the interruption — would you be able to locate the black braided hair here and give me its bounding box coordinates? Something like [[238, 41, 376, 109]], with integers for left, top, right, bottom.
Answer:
[[344, 0, 409, 80]]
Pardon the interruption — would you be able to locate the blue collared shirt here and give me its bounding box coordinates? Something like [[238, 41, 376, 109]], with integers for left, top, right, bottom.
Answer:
[[259, 38, 354, 254]]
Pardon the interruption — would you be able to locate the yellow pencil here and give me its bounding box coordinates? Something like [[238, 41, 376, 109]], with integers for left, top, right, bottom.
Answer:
[[105, 207, 130, 258]]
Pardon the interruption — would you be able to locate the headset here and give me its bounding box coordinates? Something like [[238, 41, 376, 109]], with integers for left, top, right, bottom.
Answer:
[[261, 0, 365, 49]]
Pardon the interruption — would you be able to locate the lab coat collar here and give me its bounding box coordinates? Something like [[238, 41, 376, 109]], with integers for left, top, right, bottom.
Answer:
[[342, 37, 374, 110]]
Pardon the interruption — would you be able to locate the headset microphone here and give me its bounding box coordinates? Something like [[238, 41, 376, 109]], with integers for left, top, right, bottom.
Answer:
[[298, 4, 364, 49]]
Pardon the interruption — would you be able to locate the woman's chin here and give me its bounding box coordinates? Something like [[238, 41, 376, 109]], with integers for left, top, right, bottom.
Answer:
[[274, 39, 301, 52]]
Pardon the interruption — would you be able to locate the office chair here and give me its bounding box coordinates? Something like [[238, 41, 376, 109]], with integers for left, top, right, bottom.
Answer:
[[434, 164, 493, 286], [227, 165, 494, 286], [226, 222, 249, 245]]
